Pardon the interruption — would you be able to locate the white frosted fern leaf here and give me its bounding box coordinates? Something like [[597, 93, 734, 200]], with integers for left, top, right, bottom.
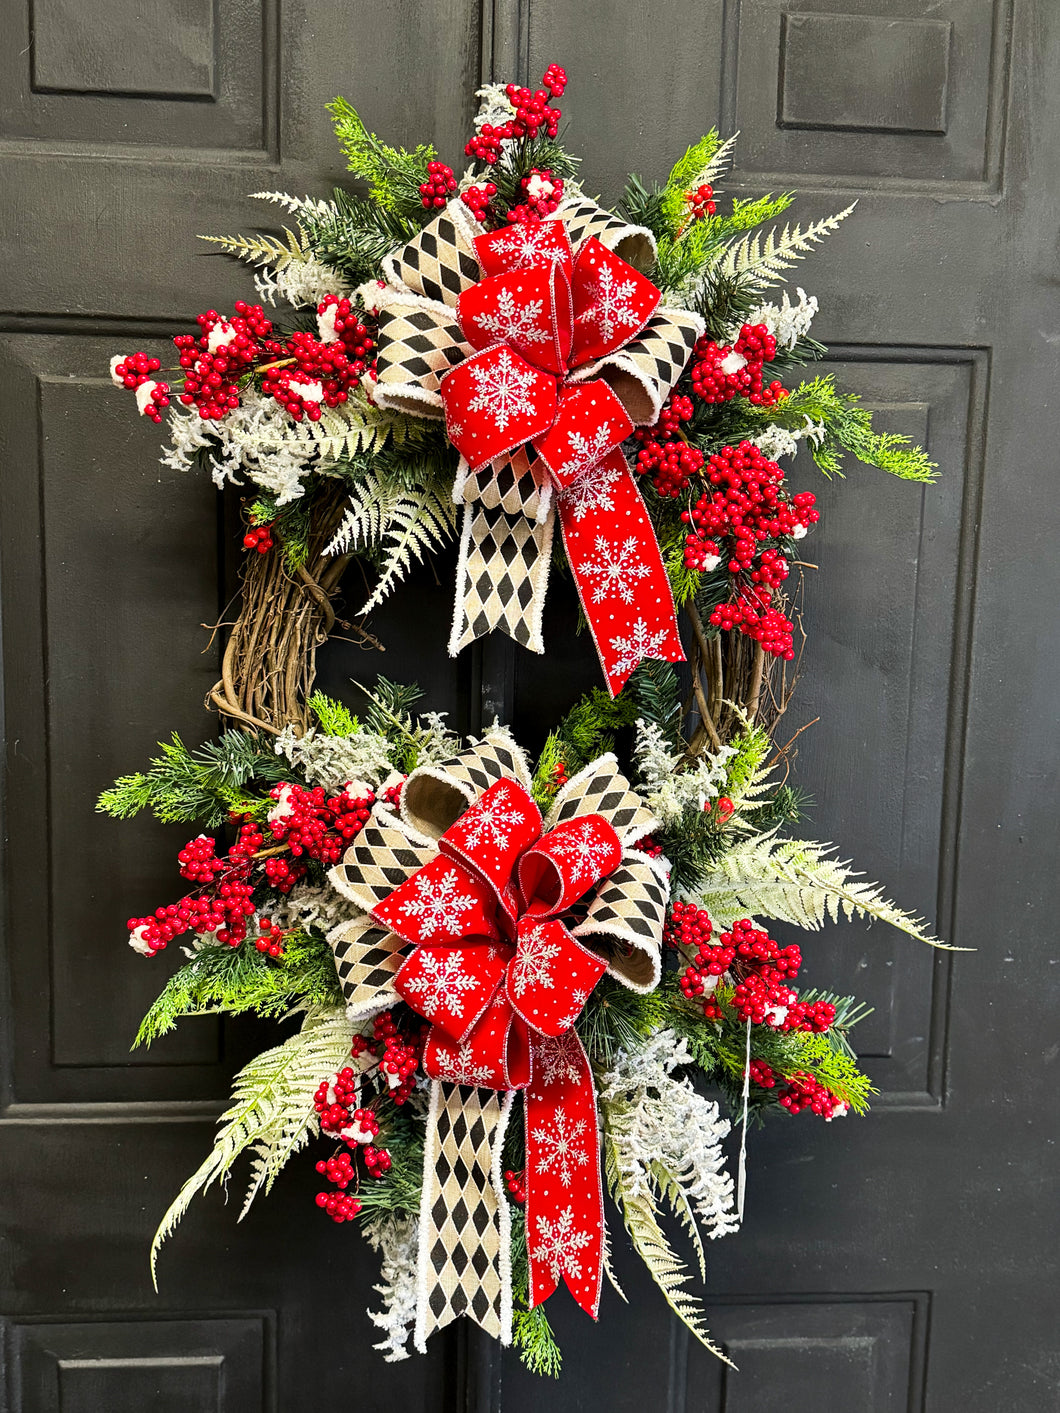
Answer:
[[198, 224, 309, 270], [692, 131, 739, 189], [305, 397, 411, 462], [717, 202, 857, 290], [605, 1136, 734, 1367], [359, 484, 458, 612], [150, 1005, 351, 1285], [249, 190, 335, 218], [695, 829, 959, 948]]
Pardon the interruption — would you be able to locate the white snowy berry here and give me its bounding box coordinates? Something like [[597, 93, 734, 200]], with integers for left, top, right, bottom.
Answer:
[[317, 302, 340, 344], [206, 321, 238, 352], [134, 381, 160, 416], [718, 350, 747, 376], [128, 923, 154, 956], [109, 354, 128, 386]]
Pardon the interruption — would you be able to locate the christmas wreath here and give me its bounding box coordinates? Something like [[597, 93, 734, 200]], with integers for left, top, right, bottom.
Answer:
[[100, 64, 951, 1373]]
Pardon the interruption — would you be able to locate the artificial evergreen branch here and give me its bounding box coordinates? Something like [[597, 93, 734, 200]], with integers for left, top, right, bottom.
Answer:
[[134, 932, 342, 1048], [327, 97, 437, 219], [97, 731, 285, 827], [695, 827, 956, 948]]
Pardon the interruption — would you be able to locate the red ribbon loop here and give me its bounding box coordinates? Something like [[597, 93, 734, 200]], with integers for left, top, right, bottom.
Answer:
[[438, 224, 684, 696]]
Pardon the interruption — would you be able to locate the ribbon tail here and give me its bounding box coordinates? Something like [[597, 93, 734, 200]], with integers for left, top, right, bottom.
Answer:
[[449, 497, 554, 658], [414, 1079, 515, 1353], [524, 1033, 605, 1319], [558, 455, 684, 697]]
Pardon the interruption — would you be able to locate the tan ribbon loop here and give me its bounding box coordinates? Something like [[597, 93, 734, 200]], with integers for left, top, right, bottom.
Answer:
[[373, 294, 471, 417], [543, 752, 659, 847], [555, 194, 658, 274], [381, 200, 481, 307], [400, 728, 534, 839], [327, 810, 435, 912], [572, 848, 668, 993], [569, 305, 706, 425], [326, 916, 406, 1018]]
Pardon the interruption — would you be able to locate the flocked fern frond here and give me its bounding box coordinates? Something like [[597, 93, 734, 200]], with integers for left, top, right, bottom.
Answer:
[[716, 203, 857, 290], [198, 225, 309, 270], [304, 394, 414, 463], [149, 1005, 351, 1285], [357, 482, 458, 612], [604, 1136, 734, 1368], [695, 828, 960, 948]]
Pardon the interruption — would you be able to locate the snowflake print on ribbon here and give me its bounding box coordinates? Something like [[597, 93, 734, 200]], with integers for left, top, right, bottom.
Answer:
[[460, 784, 527, 852], [609, 618, 669, 677], [400, 951, 479, 1020], [578, 535, 651, 605], [509, 926, 562, 998], [535, 1031, 585, 1089], [555, 423, 613, 484], [555, 987, 591, 1032], [552, 821, 615, 884], [468, 349, 541, 434], [533, 1206, 593, 1284], [398, 867, 477, 940], [493, 223, 564, 269], [532, 1107, 589, 1188], [472, 288, 548, 346], [432, 1041, 494, 1087], [577, 264, 640, 344], [560, 457, 625, 523]]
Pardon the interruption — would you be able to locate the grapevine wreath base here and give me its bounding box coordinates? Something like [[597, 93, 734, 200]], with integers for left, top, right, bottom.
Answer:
[[101, 62, 953, 1373]]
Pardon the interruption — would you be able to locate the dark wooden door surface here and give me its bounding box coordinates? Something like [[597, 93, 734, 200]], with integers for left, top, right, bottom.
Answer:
[[1, 3, 1056, 1410]]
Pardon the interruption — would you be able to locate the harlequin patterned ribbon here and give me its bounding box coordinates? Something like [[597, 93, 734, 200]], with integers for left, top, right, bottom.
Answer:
[[371, 200, 704, 696], [326, 733, 669, 1348]]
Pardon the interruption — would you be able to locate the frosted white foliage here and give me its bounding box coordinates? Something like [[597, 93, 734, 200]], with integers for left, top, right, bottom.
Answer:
[[274, 723, 395, 792], [161, 392, 314, 505], [365, 1214, 419, 1361], [472, 82, 517, 133], [634, 719, 735, 824], [744, 287, 819, 350], [751, 415, 825, 465], [268, 881, 358, 937], [598, 1029, 739, 1241], [254, 254, 350, 309]]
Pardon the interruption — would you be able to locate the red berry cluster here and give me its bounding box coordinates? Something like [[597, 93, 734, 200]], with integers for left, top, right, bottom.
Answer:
[[177, 834, 223, 884], [690, 324, 786, 408], [507, 168, 565, 224], [748, 1058, 776, 1089], [685, 183, 716, 220], [634, 394, 704, 497], [266, 781, 375, 864], [112, 352, 171, 423], [464, 66, 566, 164], [777, 1072, 848, 1120], [371, 1011, 423, 1105], [174, 303, 279, 420], [504, 1169, 528, 1203], [710, 585, 797, 660], [382, 778, 405, 810], [253, 917, 286, 958], [705, 795, 735, 823], [419, 160, 458, 209], [242, 523, 274, 554], [260, 324, 373, 423], [552, 760, 570, 790], [632, 833, 664, 859], [126, 816, 265, 955], [698, 918, 835, 1037], [683, 443, 810, 574], [460, 182, 498, 225], [262, 855, 305, 894]]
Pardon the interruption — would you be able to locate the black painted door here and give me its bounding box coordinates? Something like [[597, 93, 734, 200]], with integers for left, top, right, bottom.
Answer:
[[1, 3, 1056, 1411]]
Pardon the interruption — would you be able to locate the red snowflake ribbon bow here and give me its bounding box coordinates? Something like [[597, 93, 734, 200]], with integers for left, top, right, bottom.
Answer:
[[375, 778, 618, 1317], [371, 200, 705, 695], [326, 731, 669, 1349]]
